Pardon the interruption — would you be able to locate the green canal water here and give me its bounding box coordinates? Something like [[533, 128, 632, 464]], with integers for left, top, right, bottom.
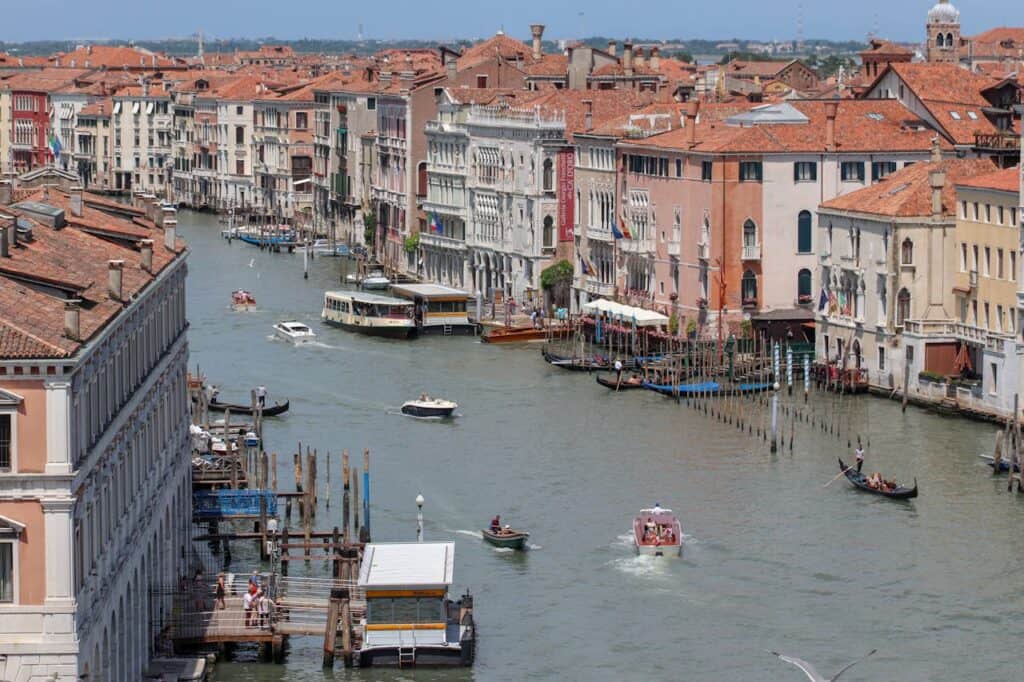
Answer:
[[179, 211, 1024, 681]]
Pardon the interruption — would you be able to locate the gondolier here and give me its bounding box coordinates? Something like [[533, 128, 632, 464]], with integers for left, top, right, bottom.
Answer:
[[614, 357, 624, 379], [855, 439, 865, 473], [256, 385, 267, 408]]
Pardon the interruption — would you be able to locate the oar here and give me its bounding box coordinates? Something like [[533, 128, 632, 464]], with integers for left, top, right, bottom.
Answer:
[[823, 467, 852, 488]]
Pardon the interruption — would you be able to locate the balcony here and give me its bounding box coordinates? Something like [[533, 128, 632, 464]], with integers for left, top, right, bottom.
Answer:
[[586, 226, 613, 243], [742, 243, 761, 261], [419, 232, 467, 252], [667, 241, 680, 257], [697, 241, 709, 261], [583, 279, 615, 297], [974, 132, 1020, 152], [619, 238, 655, 254]]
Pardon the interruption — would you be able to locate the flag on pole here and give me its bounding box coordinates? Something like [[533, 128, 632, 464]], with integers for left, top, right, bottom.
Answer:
[[580, 255, 592, 276], [611, 221, 624, 240], [617, 216, 633, 240], [429, 212, 443, 234], [818, 286, 828, 312], [47, 132, 62, 161]]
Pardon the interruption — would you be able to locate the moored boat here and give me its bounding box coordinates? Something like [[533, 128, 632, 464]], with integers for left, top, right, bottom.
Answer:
[[542, 349, 610, 371], [322, 291, 415, 339], [838, 458, 918, 499], [361, 270, 391, 290], [978, 453, 1020, 473], [273, 320, 316, 344], [208, 398, 290, 417], [481, 527, 529, 550], [230, 289, 256, 312], [633, 506, 683, 557], [401, 395, 457, 418], [482, 325, 552, 344]]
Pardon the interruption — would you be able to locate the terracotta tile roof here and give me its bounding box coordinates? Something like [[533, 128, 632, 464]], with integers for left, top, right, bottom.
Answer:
[[518, 88, 657, 140], [820, 158, 998, 218], [78, 98, 113, 117], [0, 190, 184, 359], [726, 59, 798, 78], [457, 33, 533, 70], [443, 86, 526, 106], [861, 39, 914, 56], [1, 68, 93, 92], [956, 165, 1021, 193], [626, 99, 950, 154], [521, 54, 568, 77], [886, 62, 996, 107], [968, 27, 1024, 59], [51, 45, 180, 70]]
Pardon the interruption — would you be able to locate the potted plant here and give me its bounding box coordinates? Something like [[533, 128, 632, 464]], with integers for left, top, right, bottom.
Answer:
[[686, 318, 698, 340], [668, 312, 680, 335]]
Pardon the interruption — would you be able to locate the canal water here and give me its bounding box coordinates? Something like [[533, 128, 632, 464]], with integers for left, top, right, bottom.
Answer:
[[180, 211, 1024, 681]]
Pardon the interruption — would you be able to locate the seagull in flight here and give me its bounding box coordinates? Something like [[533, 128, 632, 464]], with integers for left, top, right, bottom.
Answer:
[[767, 649, 877, 681]]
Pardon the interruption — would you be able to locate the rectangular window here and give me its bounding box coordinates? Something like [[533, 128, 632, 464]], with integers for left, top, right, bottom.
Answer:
[[997, 249, 1004, 279], [235, 126, 244, 145], [701, 161, 713, 181], [366, 97, 376, 110], [985, 204, 992, 223], [998, 206, 1005, 225], [997, 304, 1004, 332], [841, 161, 865, 182], [236, 159, 245, 175], [871, 161, 897, 182], [973, 202, 979, 220], [1012, 251, 1017, 282], [675, 158, 682, 178], [476, 75, 488, 88], [793, 161, 817, 182], [984, 247, 991, 276], [236, 105, 243, 116], [960, 243, 967, 272], [0, 414, 10, 470], [878, 347, 885, 371], [739, 161, 763, 182], [295, 112, 308, 130], [990, 362, 998, 395], [0, 541, 12, 603], [961, 200, 968, 218]]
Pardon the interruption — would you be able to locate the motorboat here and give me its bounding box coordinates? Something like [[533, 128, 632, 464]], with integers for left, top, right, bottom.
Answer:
[[361, 271, 391, 291], [311, 239, 350, 257], [481, 325, 551, 344], [401, 395, 457, 418], [231, 289, 256, 312], [322, 291, 416, 339], [273, 320, 317, 344], [481, 525, 530, 550], [633, 506, 683, 557]]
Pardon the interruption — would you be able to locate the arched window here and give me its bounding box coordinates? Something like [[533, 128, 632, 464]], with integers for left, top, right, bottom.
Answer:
[[797, 210, 813, 253], [543, 215, 554, 248], [743, 219, 757, 247], [936, 33, 945, 48], [896, 288, 911, 326], [797, 268, 812, 303], [542, 158, 554, 192], [946, 33, 954, 48], [901, 238, 914, 265], [742, 269, 758, 305], [852, 339, 862, 369]]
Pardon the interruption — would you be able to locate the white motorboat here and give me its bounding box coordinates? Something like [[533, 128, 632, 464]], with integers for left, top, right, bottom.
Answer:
[[273, 320, 316, 344], [361, 273, 391, 291], [401, 395, 458, 418], [633, 506, 683, 557]]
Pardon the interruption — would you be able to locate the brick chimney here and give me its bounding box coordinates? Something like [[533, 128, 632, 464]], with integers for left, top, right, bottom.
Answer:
[[69, 186, 83, 217], [530, 25, 545, 61], [607, 40, 617, 57], [929, 168, 946, 222], [634, 47, 645, 69], [0, 180, 12, 206], [446, 57, 456, 81], [824, 101, 839, 152], [623, 42, 634, 77], [931, 136, 942, 163], [583, 100, 594, 131], [164, 219, 177, 251], [64, 300, 81, 342], [650, 47, 661, 71], [108, 260, 124, 302], [139, 239, 154, 273], [685, 99, 701, 147]]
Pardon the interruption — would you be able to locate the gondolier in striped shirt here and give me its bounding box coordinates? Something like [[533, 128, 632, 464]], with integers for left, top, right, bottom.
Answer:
[[854, 438, 865, 473]]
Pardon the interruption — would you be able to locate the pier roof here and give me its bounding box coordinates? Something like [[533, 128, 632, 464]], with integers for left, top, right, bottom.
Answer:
[[358, 542, 455, 590]]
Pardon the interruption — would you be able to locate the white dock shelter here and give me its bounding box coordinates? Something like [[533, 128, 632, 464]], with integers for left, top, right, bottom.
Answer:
[[358, 542, 455, 591], [581, 299, 670, 328]]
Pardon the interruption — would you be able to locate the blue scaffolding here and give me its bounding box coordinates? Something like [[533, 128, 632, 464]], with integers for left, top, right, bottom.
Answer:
[[193, 490, 278, 519]]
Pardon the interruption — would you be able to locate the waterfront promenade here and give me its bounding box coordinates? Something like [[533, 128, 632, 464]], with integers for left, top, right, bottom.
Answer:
[[179, 210, 1024, 681]]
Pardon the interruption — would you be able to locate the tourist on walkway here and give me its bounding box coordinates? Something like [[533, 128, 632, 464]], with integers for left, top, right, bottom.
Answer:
[[258, 591, 271, 630], [242, 587, 254, 627], [855, 439, 865, 473], [215, 573, 226, 610]]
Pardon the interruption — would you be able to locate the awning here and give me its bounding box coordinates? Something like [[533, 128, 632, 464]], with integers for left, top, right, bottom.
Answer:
[[582, 299, 669, 328]]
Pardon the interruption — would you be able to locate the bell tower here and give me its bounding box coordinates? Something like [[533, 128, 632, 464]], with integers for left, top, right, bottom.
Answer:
[[926, 0, 961, 64]]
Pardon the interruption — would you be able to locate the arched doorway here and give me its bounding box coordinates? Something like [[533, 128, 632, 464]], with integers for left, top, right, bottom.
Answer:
[[852, 339, 862, 369]]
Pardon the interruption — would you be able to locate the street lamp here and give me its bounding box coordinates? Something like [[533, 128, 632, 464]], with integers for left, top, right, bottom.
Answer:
[[416, 494, 424, 542]]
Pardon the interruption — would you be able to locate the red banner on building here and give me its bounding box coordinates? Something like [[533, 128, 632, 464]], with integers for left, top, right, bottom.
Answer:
[[557, 148, 575, 242]]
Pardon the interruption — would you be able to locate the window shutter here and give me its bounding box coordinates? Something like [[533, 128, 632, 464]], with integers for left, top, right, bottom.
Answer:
[[811, 163, 818, 181], [794, 163, 800, 182]]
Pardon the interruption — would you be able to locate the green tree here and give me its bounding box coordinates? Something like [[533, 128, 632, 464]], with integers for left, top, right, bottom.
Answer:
[[540, 260, 574, 310], [363, 211, 377, 247]]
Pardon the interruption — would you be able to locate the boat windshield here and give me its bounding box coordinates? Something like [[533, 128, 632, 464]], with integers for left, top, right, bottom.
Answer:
[[353, 302, 411, 318]]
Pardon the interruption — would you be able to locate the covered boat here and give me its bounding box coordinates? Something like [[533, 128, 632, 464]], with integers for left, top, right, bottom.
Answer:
[[401, 395, 457, 418], [481, 526, 529, 550], [643, 381, 772, 397], [208, 398, 290, 417], [322, 291, 415, 339], [273, 320, 316, 344], [633, 506, 683, 557], [230, 289, 256, 311], [838, 458, 918, 499]]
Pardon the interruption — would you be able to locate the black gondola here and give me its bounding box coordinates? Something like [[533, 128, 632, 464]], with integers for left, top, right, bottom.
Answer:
[[542, 349, 610, 372], [838, 458, 917, 499], [595, 373, 646, 391], [208, 398, 290, 417]]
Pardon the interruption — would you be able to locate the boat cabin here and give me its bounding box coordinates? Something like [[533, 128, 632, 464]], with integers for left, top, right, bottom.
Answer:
[[322, 291, 416, 338], [390, 284, 475, 336], [357, 542, 475, 667]]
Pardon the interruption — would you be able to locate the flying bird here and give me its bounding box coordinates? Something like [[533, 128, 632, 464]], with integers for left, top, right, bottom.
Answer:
[[766, 649, 877, 681]]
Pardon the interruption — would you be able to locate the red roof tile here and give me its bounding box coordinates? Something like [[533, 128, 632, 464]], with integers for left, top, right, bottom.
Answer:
[[956, 165, 1021, 193]]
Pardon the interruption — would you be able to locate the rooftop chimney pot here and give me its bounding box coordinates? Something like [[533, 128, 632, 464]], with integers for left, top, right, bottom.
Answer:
[[530, 24, 545, 61], [64, 301, 81, 342], [69, 186, 84, 217], [607, 40, 617, 57], [623, 42, 634, 77], [930, 169, 946, 220], [824, 101, 839, 152], [140, 239, 154, 273], [164, 219, 178, 252]]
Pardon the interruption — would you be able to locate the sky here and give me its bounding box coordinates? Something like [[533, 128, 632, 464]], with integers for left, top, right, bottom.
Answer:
[[0, 0, 1020, 44]]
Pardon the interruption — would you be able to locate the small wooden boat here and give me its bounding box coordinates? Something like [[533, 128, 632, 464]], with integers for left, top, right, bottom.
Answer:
[[401, 395, 457, 418], [481, 527, 529, 550], [208, 398, 290, 417], [230, 289, 256, 312], [633, 506, 682, 557], [596, 373, 646, 391], [838, 458, 918, 499], [978, 453, 1020, 473], [481, 326, 550, 344], [542, 349, 609, 372]]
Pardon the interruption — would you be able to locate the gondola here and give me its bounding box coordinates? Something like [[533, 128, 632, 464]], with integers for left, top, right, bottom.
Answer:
[[207, 398, 290, 417], [838, 458, 917, 499], [643, 381, 773, 397], [542, 349, 609, 372], [978, 453, 1021, 473], [595, 373, 646, 391]]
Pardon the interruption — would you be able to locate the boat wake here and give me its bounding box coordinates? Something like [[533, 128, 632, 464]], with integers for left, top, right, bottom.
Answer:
[[491, 547, 515, 554], [447, 529, 483, 539], [609, 554, 671, 578], [389, 410, 461, 421]]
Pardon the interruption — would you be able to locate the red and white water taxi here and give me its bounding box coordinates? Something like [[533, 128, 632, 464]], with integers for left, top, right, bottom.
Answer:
[[633, 505, 682, 557]]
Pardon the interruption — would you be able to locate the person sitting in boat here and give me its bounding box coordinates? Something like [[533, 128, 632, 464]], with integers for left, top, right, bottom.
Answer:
[[490, 515, 501, 533], [651, 503, 664, 515]]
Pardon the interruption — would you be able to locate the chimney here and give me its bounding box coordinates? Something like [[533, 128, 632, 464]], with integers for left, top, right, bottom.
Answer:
[[685, 99, 701, 147], [108, 260, 124, 302], [446, 57, 456, 81], [623, 42, 634, 77], [634, 47, 645, 69], [824, 100, 838, 152], [930, 136, 942, 163], [164, 219, 177, 251], [6, 219, 15, 249], [0, 225, 8, 259], [161, 206, 176, 229], [63, 301, 81, 342], [69, 186, 83, 217], [530, 24, 545, 61], [650, 46, 661, 71], [0, 180, 11, 205], [140, 239, 154, 273], [607, 40, 617, 57], [583, 99, 594, 131], [929, 168, 946, 221]]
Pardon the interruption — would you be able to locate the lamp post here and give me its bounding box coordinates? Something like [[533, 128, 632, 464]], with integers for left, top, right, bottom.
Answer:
[[416, 494, 424, 542]]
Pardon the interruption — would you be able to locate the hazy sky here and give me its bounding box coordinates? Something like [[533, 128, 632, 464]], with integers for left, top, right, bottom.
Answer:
[[1, 0, 1019, 44]]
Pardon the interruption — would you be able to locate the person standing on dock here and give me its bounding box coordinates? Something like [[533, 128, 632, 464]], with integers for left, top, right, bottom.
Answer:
[[855, 439, 865, 473], [242, 587, 255, 627], [256, 385, 267, 408], [215, 573, 226, 610]]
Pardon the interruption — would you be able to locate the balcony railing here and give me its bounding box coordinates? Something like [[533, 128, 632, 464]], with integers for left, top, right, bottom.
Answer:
[[667, 241, 680, 257], [419, 232, 467, 251], [974, 132, 1020, 152], [619, 238, 655, 254], [697, 241, 709, 261], [742, 243, 761, 261]]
